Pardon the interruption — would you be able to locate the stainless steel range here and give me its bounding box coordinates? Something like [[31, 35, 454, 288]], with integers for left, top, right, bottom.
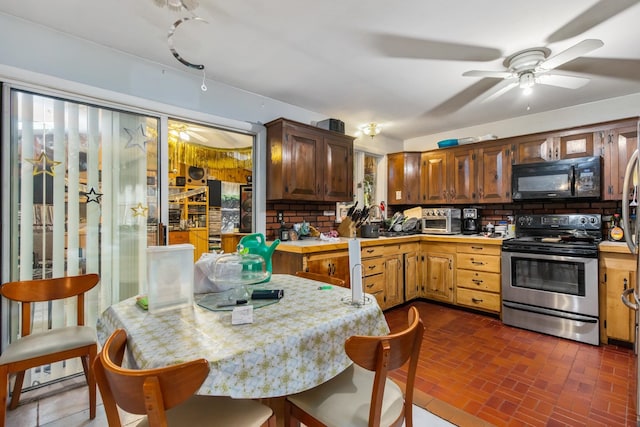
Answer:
[[501, 213, 602, 345]]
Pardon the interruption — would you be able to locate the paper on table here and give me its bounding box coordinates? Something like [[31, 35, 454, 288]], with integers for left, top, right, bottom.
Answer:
[[348, 238, 363, 304]]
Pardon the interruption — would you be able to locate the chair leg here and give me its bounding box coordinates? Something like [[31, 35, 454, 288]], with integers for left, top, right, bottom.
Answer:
[[0, 366, 8, 427], [8, 371, 24, 410], [85, 346, 97, 419], [283, 399, 301, 427]]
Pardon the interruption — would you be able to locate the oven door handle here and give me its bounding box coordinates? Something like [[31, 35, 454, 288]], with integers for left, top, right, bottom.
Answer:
[[502, 301, 598, 323], [621, 288, 639, 311], [622, 148, 638, 254]]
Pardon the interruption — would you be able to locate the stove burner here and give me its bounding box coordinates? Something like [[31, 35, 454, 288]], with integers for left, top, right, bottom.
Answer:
[[504, 213, 602, 258]]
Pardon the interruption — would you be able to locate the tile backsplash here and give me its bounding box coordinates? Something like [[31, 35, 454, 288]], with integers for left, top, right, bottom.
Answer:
[[266, 200, 625, 241]]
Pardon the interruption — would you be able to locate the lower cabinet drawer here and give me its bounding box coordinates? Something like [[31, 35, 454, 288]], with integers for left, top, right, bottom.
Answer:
[[362, 257, 385, 277], [456, 288, 501, 312], [364, 273, 384, 294], [457, 269, 501, 292], [457, 253, 500, 273]]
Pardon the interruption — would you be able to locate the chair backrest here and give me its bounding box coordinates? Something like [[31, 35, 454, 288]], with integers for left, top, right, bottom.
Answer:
[[295, 271, 346, 287], [0, 273, 100, 336], [345, 306, 424, 427], [94, 328, 210, 426]]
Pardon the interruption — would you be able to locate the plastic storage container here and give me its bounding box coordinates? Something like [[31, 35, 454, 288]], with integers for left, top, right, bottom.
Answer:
[[146, 244, 194, 313]]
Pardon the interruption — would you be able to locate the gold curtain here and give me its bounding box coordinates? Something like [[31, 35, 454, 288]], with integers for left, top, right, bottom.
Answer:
[[169, 139, 252, 171]]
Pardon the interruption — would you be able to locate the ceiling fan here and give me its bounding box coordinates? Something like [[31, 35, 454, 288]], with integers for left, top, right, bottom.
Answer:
[[168, 122, 208, 143], [463, 39, 604, 102]]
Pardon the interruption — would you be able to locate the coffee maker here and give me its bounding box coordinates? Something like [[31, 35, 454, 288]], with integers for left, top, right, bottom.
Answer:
[[462, 208, 480, 235]]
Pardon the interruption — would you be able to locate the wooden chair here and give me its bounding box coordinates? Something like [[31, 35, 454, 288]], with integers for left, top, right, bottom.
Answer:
[[0, 273, 100, 427], [295, 271, 347, 287], [285, 306, 424, 427], [94, 328, 276, 427]]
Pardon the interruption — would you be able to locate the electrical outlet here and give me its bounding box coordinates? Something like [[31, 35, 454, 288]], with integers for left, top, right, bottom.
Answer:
[[277, 211, 284, 222]]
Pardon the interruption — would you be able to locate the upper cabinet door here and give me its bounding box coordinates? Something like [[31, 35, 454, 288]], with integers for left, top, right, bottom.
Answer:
[[447, 147, 476, 204], [387, 152, 420, 204], [601, 122, 638, 200], [558, 132, 595, 160], [420, 151, 448, 204], [283, 124, 324, 200], [477, 144, 512, 203], [324, 134, 354, 201]]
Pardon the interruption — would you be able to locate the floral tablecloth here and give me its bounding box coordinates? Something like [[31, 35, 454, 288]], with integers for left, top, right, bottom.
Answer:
[[97, 274, 390, 398]]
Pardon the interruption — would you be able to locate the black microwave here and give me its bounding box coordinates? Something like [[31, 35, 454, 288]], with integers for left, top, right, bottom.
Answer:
[[512, 156, 602, 201]]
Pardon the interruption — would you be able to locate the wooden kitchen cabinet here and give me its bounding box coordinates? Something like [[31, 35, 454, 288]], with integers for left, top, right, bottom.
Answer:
[[361, 243, 404, 310], [387, 152, 421, 205], [272, 249, 351, 287], [418, 141, 512, 205], [599, 251, 636, 344], [420, 151, 448, 204], [265, 118, 354, 202], [455, 243, 501, 314], [599, 120, 638, 200], [476, 143, 512, 203], [404, 245, 421, 301], [447, 147, 476, 204], [422, 243, 455, 303], [305, 251, 351, 285], [515, 132, 595, 163]]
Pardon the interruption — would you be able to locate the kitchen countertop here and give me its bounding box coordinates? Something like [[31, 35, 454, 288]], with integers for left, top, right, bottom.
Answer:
[[599, 240, 636, 254], [275, 233, 507, 254]]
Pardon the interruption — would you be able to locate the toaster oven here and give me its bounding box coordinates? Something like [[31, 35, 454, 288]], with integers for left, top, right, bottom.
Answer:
[[421, 208, 461, 234]]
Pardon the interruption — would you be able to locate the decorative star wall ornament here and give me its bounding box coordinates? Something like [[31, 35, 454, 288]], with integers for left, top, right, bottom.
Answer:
[[84, 188, 103, 204], [124, 124, 154, 152], [25, 152, 61, 176], [131, 203, 148, 217]]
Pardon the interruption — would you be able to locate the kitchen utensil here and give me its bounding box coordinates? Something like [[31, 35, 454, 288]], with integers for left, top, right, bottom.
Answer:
[[346, 201, 358, 218], [388, 212, 404, 230], [402, 217, 418, 232]]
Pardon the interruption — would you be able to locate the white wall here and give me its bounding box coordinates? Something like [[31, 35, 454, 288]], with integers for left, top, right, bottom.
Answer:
[[405, 93, 640, 151]]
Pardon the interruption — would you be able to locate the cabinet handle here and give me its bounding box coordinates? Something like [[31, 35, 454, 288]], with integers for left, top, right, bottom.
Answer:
[[624, 278, 628, 290], [368, 265, 377, 271], [470, 246, 483, 250], [366, 283, 374, 289], [366, 249, 375, 254], [471, 259, 485, 265], [472, 279, 483, 285], [472, 298, 483, 303], [448, 259, 452, 270], [555, 147, 559, 158]]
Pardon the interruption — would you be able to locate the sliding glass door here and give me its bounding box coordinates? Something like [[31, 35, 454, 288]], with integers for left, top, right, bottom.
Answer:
[[3, 87, 159, 387]]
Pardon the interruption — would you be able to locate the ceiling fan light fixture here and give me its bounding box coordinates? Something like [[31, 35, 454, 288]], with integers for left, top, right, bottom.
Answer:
[[360, 123, 382, 138], [519, 72, 535, 95]]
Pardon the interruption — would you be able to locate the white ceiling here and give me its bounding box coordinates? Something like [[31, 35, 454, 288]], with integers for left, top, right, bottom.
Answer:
[[2, 0, 640, 141]]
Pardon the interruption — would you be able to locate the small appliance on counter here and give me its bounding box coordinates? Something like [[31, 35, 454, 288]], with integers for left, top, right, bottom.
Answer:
[[421, 208, 461, 235], [462, 208, 480, 235]]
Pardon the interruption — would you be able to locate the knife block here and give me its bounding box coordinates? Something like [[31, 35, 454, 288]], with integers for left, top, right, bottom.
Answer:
[[337, 218, 357, 238]]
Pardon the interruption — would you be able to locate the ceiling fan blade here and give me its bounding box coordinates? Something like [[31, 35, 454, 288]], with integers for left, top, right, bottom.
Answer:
[[539, 39, 604, 71], [536, 74, 591, 89], [463, 70, 513, 79], [480, 80, 519, 103], [370, 33, 502, 61], [546, 0, 639, 43], [188, 130, 208, 143]]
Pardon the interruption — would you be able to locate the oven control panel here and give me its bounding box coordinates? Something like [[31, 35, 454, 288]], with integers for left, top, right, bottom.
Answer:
[[515, 214, 601, 231]]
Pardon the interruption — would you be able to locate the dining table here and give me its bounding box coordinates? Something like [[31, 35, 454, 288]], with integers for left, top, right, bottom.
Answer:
[[96, 273, 390, 399]]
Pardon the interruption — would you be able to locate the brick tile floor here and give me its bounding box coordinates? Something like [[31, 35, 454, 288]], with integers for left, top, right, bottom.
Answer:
[[385, 300, 637, 426]]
